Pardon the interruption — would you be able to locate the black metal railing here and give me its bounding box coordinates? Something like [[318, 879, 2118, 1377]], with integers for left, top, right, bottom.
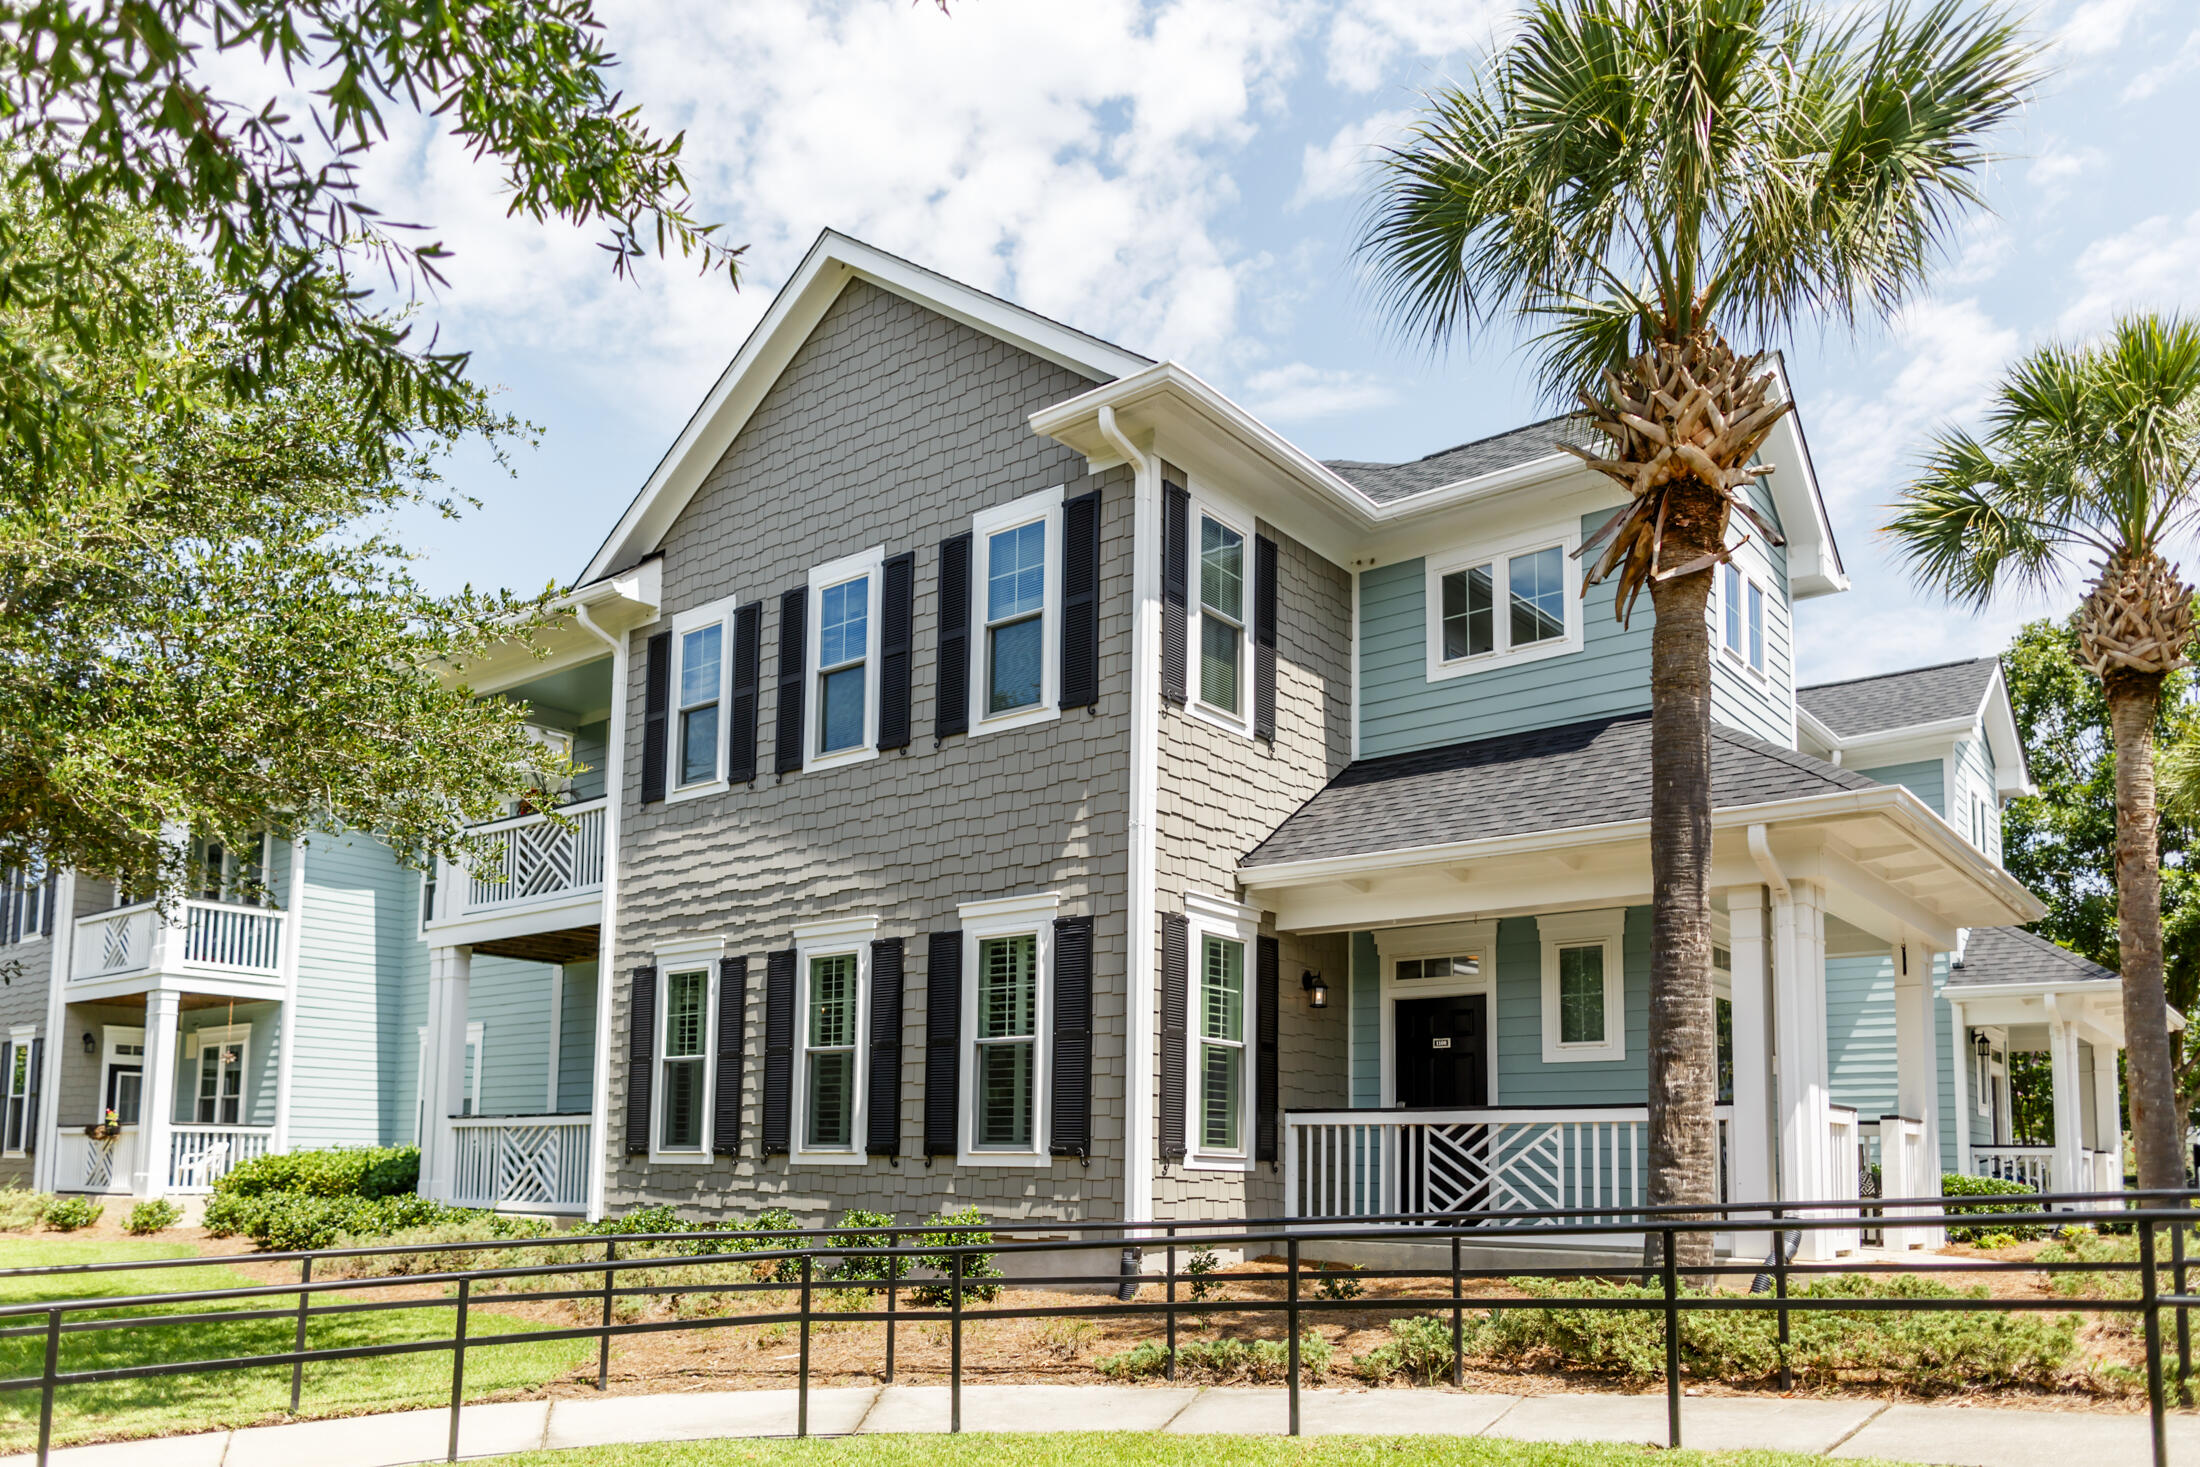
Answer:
[[0, 1190, 2193, 1467]]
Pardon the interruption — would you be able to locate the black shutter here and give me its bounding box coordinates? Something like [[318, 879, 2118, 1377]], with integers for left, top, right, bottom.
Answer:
[[935, 532, 972, 742], [2, 873, 18, 947], [762, 949, 796, 1154], [1159, 913, 1188, 1162], [774, 588, 807, 775], [1255, 934, 1280, 1164], [640, 632, 671, 804], [713, 956, 746, 1155], [879, 551, 916, 751], [1161, 481, 1189, 705], [924, 931, 961, 1157], [1060, 489, 1102, 710], [1049, 915, 1093, 1158], [22, 1039, 39, 1155], [624, 967, 656, 1155], [37, 871, 54, 937], [866, 938, 905, 1156], [1254, 534, 1279, 743], [727, 604, 762, 785]]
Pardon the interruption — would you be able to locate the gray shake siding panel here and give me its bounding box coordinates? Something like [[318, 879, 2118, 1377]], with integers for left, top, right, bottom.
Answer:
[[0, 904, 53, 1187], [1152, 522, 1354, 1221], [609, 279, 1135, 1226]]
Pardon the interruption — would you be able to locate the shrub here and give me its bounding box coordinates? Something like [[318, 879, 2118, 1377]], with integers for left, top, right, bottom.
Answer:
[[909, 1206, 1002, 1305], [1098, 1333, 1332, 1384], [322, 1217, 554, 1278], [1312, 1261, 1364, 1301], [42, 1196, 102, 1232], [212, 1146, 419, 1201], [1184, 1245, 1222, 1304], [0, 1187, 54, 1230], [124, 1199, 184, 1235], [828, 1209, 898, 1282], [1357, 1314, 1455, 1384], [1942, 1172, 2051, 1243], [212, 1191, 502, 1251]]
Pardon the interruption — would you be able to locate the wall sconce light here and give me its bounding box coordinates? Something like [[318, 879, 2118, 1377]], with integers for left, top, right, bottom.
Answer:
[[1972, 1032, 1992, 1059], [81, 1032, 95, 1056], [1301, 970, 1329, 1009]]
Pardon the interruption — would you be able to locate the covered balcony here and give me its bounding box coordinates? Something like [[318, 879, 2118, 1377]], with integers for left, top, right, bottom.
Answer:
[[71, 898, 286, 994]]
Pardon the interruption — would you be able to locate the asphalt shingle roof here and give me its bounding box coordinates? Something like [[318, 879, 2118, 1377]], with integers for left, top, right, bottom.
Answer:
[[1242, 713, 1879, 868], [1323, 416, 1594, 505], [1797, 657, 1999, 739], [1949, 925, 2118, 988]]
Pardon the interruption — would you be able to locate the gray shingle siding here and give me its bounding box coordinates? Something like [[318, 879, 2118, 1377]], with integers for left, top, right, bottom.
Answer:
[[1798, 657, 1997, 738], [609, 278, 1135, 1226]]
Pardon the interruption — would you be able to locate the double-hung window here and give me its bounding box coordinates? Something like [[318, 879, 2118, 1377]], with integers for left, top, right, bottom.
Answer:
[[3, 1033, 31, 1152], [970, 487, 1063, 733], [193, 1025, 248, 1123], [806, 550, 884, 767], [1722, 563, 1745, 655], [957, 893, 1057, 1164], [790, 916, 876, 1162], [1716, 564, 1767, 677], [1538, 910, 1625, 1063], [1198, 513, 1247, 716], [1182, 893, 1258, 1168], [667, 598, 736, 794], [658, 967, 710, 1152], [1427, 530, 1580, 679]]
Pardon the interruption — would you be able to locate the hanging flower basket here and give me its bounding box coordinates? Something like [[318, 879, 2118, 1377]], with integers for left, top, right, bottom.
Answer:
[[82, 1124, 119, 1141]]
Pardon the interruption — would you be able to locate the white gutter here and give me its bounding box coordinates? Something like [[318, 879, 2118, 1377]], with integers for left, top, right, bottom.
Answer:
[[571, 601, 628, 1223], [1098, 404, 1159, 1233], [1747, 824, 1790, 902]]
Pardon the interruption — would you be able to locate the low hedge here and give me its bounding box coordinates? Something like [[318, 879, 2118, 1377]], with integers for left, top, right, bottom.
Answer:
[[1941, 1171, 2051, 1243], [202, 1189, 513, 1251], [211, 1145, 419, 1201]]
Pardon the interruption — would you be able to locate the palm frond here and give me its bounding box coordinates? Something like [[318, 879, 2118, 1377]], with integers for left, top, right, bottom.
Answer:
[[1883, 431, 2065, 609]]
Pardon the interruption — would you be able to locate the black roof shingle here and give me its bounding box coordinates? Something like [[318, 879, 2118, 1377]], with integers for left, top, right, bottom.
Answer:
[[1797, 657, 1999, 739], [1242, 713, 1879, 869], [1949, 925, 2117, 988], [1323, 416, 1593, 505]]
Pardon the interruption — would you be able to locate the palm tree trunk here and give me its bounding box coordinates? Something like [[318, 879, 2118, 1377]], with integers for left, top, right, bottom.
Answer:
[[1644, 477, 1724, 1274], [2106, 669, 2184, 1197]]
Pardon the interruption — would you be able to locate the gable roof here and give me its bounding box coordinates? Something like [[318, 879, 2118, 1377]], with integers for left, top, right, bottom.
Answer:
[[1242, 712, 1878, 869], [580, 230, 1151, 584], [1949, 925, 2117, 988], [1324, 416, 1593, 504], [1798, 657, 2002, 739]]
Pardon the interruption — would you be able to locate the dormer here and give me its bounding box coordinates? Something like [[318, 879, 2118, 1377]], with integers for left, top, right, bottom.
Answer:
[[1796, 657, 2030, 864]]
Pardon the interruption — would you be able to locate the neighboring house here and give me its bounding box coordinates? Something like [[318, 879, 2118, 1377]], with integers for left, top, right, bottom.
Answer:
[[409, 227, 2122, 1261]]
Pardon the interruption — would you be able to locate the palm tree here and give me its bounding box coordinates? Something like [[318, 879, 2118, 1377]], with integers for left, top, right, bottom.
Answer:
[[1358, 0, 2035, 1261], [1888, 314, 2200, 1201]]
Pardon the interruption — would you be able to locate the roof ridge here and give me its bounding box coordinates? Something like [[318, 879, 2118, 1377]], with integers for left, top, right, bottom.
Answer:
[[1797, 655, 1999, 694], [1321, 411, 1584, 473]]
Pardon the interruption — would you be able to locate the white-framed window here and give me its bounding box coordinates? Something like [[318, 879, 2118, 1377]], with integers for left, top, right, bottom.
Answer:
[[791, 916, 878, 1164], [1180, 489, 1259, 737], [1425, 527, 1583, 681], [958, 893, 1058, 1166], [1183, 892, 1259, 1169], [3, 1028, 34, 1153], [190, 1023, 250, 1124], [102, 1026, 145, 1127], [658, 967, 713, 1154], [807, 549, 885, 770], [666, 597, 737, 799], [1537, 910, 1626, 1063], [970, 488, 1065, 737], [1716, 562, 1767, 678]]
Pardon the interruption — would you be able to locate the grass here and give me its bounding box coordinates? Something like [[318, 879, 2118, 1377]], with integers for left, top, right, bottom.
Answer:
[[0, 1237, 591, 1448], [471, 1433, 1918, 1467]]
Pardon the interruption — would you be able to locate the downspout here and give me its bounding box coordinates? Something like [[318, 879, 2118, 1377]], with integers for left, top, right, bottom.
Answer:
[[573, 600, 628, 1223], [271, 837, 307, 1154], [1098, 404, 1159, 1236]]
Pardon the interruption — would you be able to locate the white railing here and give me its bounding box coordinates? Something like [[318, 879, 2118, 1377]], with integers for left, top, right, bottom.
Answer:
[[449, 1116, 591, 1212], [53, 1127, 140, 1193], [1822, 1107, 1862, 1257], [72, 899, 284, 982], [167, 1124, 275, 1192], [181, 900, 283, 976], [1874, 1114, 1944, 1250], [1971, 1144, 2055, 1191], [457, 800, 607, 915], [1283, 1106, 1731, 1226]]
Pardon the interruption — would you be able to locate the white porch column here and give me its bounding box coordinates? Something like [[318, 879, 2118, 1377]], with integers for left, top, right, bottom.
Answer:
[[133, 987, 182, 1200], [2093, 1034, 2124, 1193], [1725, 886, 1776, 1254], [419, 945, 472, 1202], [1771, 881, 1835, 1257], [1949, 999, 1972, 1176], [1890, 938, 1944, 1247], [2046, 1000, 2084, 1203]]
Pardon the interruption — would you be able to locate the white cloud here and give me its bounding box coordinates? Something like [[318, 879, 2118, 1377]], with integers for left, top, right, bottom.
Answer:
[[2124, 25, 2200, 101], [1241, 362, 1396, 421], [2054, 0, 2153, 58], [1292, 108, 1416, 208], [2027, 141, 2105, 200], [1325, 0, 1513, 92], [1941, 216, 2012, 288], [2060, 209, 2200, 334]]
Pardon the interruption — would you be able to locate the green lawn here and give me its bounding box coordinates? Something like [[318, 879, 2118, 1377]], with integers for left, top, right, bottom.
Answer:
[[0, 1237, 591, 1447], [476, 1434, 1912, 1467]]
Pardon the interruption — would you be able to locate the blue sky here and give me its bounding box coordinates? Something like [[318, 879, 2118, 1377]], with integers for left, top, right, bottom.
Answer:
[[376, 0, 2200, 684]]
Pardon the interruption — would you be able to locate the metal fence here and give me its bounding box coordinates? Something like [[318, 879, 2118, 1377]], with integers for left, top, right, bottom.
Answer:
[[0, 1190, 2194, 1467]]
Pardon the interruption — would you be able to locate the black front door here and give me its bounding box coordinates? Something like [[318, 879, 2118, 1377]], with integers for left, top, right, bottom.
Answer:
[[1394, 995, 1488, 1108]]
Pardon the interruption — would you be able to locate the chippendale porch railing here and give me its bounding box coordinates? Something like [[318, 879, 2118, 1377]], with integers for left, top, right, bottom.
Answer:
[[71, 900, 286, 983], [456, 799, 606, 915], [448, 1115, 590, 1213], [1282, 1105, 1732, 1224]]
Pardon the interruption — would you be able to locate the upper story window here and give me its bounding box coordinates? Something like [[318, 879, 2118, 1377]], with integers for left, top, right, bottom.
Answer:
[[807, 549, 885, 769], [666, 597, 737, 796], [1716, 561, 1767, 679], [1425, 528, 1583, 683], [969, 487, 1064, 736], [1200, 514, 1247, 715], [0, 861, 51, 946]]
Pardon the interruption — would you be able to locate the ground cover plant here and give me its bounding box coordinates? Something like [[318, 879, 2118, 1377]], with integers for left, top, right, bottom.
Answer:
[[1940, 1174, 2052, 1243], [124, 1200, 184, 1236]]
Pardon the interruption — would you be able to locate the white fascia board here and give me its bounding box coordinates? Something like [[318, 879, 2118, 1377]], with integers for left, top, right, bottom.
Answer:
[[438, 560, 661, 697], [1976, 663, 2034, 796], [583, 230, 1147, 586], [1761, 358, 1848, 599], [1794, 706, 1843, 760]]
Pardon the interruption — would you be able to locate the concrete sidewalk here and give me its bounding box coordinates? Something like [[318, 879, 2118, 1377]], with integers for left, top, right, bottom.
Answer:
[[4, 1383, 2196, 1466]]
